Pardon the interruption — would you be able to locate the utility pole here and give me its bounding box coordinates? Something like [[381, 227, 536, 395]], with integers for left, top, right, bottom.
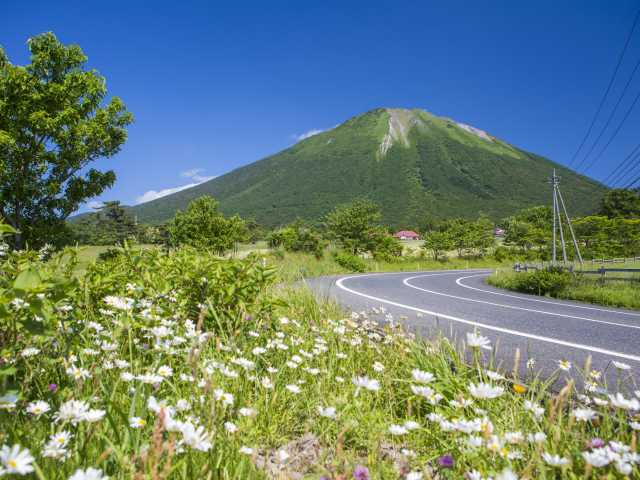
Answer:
[[552, 170, 557, 263], [549, 169, 583, 266]]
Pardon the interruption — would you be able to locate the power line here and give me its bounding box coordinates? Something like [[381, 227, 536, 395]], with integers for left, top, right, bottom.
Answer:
[[616, 151, 640, 187], [573, 55, 640, 171], [608, 145, 640, 185], [580, 85, 640, 173], [623, 171, 640, 188], [568, 8, 640, 168], [603, 140, 640, 184]]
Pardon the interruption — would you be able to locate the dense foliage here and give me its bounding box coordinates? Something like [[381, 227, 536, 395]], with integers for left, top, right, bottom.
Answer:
[[489, 268, 640, 310], [70, 202, 140, 246], [127, 108, 606, 227], [168, 196, 246, 254], [599, 189, 640, 219], [493, 266, 573, 296], [501, 204, 640, 260], [325, 199, 383, 255], [267, 221, 324, 257], [422, 216, 495, 260], [332, 251, 367, 272], [0, 33, 133, 249]]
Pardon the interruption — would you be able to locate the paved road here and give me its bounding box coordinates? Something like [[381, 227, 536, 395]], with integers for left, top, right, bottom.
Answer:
[[305, 269, 640, 387]]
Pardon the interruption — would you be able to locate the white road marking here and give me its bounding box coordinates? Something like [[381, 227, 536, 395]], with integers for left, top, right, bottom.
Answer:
[[456, 273, 640, 317], [403, 274, 640, 331], [335, 273, 640, 362]]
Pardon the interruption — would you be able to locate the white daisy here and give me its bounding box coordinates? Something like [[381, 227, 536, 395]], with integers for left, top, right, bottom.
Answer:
[[468, 382, 504, 399]]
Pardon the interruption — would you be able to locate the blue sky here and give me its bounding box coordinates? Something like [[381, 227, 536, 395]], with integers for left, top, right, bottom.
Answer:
[[3, 0, 640, 210]]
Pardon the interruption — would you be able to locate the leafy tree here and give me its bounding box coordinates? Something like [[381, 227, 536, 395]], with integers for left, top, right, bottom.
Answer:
[[98, 201, 138, 243], [466, 215, 495, 256], [0, 32, 133, 249], [325, 199, 382, 254], [502, 206, 552, 254], [572, 216, 611, 253], [70, 201, 139, 245], [371, 234, 403, 261], [138, 224, 168, 245], [424, 216, 494, 258], [268, 220, 324, 257], [423, 230, 454, 260], [244, 218, 267, 243], [168, 196, 246, 254], [599, 189, 640, 219]]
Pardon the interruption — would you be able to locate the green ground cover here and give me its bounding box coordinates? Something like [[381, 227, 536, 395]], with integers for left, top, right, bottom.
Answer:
[[2, 244, 640, 478], [488, 269, 640, 310]]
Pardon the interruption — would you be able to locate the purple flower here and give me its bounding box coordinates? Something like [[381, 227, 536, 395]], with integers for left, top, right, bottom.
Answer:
[[437, 454, 454, 469], [586, 438, 605, 449], [353, 465, 369, 480], [48, 383, 58, 393]]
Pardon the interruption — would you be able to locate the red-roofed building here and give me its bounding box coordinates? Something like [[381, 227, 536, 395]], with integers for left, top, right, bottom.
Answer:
[[393, 230, 420, 240]]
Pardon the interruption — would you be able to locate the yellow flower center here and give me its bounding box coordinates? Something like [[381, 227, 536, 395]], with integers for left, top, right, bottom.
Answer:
[[513, 384, 526, 394], [8, 459, 17, 468]]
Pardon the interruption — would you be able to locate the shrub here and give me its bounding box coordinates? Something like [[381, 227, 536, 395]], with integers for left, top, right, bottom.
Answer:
[[85, 245, 277, 336], [333, 251, 367, 272], [492, 246, 513, 262], [372, 235, 403, 262], [268, 222, 324, 258], [508, 267, 573, 296], [325, 198, 382, 254], [168, 196, 246, 254], [97, 247, 124, 263]]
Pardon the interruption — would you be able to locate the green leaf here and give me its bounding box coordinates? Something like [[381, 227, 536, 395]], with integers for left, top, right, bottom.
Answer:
[[0, 366, 16, 377], [13, 268, 42, 291], [0, 224, 17, 234]]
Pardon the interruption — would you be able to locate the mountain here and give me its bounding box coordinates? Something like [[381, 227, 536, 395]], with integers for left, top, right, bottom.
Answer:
[[129, 108, 607, 228]]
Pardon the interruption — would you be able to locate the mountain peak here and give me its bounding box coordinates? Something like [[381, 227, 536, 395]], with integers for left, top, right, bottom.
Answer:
[[379, 108, 425, 156], [129, 106, 605, 227]]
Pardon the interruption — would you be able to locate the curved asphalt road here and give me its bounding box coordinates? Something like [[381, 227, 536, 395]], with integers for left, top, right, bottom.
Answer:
[[305, 269, 640, 387]]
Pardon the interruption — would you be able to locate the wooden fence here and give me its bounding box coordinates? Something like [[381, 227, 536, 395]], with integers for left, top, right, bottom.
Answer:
[[513, 256, 640, 280]]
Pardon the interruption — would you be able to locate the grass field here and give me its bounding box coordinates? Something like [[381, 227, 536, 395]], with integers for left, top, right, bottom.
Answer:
[[68, 243, 505, 282]]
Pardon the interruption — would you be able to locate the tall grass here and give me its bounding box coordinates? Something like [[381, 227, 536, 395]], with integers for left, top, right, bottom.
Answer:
[[488, 269, 640, 310], [269, 250, 506, 283], [4, 285, 640, 478]]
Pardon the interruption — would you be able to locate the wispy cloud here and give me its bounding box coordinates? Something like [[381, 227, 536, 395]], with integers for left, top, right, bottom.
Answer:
[[292, 128, 326, 142], [135, 168, 216, 204], [181, 168, 212, 183], [86, 200, 104, 210], [292, 124, 340, 142]]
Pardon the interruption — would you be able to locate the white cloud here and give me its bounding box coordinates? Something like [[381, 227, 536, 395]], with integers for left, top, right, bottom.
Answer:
[[292, 124, 340, 142], [181, 168, 212, 183], [86, 200, 104, 210], [135, 168, 216, 204], [135, 183, 201, 204], [293, 128, 326, 141]]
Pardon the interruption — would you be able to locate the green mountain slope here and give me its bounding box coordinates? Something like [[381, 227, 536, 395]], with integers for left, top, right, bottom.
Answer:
[[129, 108, 607, 227]]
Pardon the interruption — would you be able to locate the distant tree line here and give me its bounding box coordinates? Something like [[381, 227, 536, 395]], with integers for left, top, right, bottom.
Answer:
[[62, 187, 640, 263], [499, 189, 640, 260]]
